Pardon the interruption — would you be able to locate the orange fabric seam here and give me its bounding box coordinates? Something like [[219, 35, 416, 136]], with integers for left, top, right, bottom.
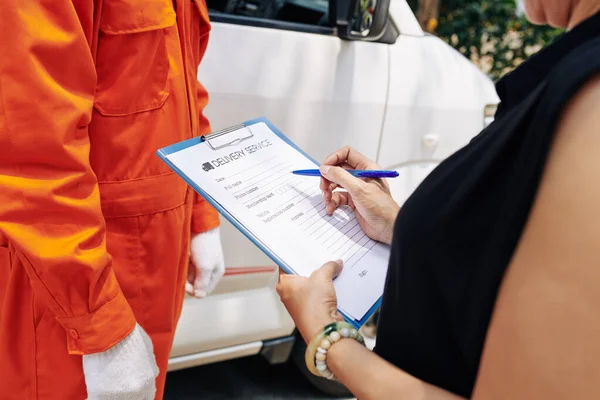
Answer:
[[31, 293, 39, 399], [100, 13, 177, 35], [60, 292, 137, 354], [94, 92, 170, 116], [106, 201, 187, 219], [59, 290, 120, 323], [99, 173, 187, 218], [17, 250, 69, 317], [97, 171, 177, 185]]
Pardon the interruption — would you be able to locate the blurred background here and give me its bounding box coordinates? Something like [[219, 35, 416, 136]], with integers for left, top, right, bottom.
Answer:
[[407, 0, 563, 79]]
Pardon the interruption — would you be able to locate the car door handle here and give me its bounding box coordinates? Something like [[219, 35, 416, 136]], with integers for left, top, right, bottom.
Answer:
[[422, 133, 440, 148]]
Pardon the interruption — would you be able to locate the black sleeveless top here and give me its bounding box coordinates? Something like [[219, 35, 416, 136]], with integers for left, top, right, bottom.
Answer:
[[374, 12, 600, 398]]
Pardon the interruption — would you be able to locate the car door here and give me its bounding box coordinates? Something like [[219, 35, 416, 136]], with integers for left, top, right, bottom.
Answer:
[[199, 4, 389, 162], [171, 0, 389, 364], [377, 1, 499, 204]]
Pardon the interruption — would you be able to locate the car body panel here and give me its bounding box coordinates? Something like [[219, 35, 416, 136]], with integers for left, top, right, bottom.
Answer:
[[169, 0, 499, 370]]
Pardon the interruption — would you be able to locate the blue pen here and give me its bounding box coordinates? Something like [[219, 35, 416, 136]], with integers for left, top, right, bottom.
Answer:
[[292, 169, 399, 178]]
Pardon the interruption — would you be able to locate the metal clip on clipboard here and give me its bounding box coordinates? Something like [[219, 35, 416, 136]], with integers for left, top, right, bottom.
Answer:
[[200, 124, 254, 150]]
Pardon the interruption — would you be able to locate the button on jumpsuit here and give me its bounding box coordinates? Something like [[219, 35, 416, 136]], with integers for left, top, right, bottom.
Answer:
[[0, 1, 220, 398]]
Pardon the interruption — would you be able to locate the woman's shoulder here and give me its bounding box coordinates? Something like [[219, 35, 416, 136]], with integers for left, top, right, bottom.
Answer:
[[541, 36, 600, 113], [511, 37, 600, 157], [548, 70, 600, 172], [548, 31, 600, 144], [560, 71, 600, 122]]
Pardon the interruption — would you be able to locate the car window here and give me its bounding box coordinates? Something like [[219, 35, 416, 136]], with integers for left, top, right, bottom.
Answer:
[[206, 0, 333, 30]]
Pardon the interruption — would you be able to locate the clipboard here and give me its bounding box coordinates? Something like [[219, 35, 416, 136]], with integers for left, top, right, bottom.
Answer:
[[157, 117, 383, 330]]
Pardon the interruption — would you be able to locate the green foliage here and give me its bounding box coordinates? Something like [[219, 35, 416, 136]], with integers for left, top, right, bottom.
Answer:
[[408, 0, 564, 80]]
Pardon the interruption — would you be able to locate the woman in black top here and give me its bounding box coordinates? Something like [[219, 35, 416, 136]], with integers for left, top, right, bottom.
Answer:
[[276, 1, 600, 398]]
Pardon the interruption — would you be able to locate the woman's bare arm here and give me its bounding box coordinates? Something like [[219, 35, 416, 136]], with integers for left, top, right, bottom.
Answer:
[[327, 339, 466, 400]]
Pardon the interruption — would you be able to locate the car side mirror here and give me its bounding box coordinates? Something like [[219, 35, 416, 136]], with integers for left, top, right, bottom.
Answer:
[[331, 0, 390, 41]]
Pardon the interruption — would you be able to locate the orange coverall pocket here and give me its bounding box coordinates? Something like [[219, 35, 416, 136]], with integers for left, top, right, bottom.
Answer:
[[191, 0, 212, 66], [0, 233, 11, 272], [192, 0, 212, 39], [94, 0, 177, 116]]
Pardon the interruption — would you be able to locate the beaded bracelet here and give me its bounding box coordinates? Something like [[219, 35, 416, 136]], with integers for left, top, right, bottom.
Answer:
[[304, 321, 366, 380]]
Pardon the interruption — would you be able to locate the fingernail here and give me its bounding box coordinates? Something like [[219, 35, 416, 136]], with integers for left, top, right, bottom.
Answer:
[[333, 259, 344, 279], [194, 290, 207, 298], [320, 165, 331, 175], [331, 310, 344, 321]]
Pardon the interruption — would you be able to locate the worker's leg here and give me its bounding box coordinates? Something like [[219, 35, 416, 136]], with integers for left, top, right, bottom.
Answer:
[[0, 240, 86, 400], [0, 196, 192, 400], [106, 195, 193, 400]]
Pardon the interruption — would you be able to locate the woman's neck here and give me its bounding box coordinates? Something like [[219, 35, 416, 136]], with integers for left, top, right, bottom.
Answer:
[[568, 0, 600, 30]]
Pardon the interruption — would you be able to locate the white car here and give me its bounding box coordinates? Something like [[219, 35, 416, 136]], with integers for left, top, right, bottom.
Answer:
[[168, 0, 499, 395]]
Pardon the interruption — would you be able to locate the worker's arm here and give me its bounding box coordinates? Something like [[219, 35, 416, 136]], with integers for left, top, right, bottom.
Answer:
[[191, 4, 220, 233], [186, 77, 225, 298], [191, 78, 220, 233], [0, 0, 135, 355]]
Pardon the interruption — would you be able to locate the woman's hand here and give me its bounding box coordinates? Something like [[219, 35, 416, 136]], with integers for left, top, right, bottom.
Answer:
[[276, 260, 345, 343], [320, 147, 400, 245], [277, 264, 462, 400]]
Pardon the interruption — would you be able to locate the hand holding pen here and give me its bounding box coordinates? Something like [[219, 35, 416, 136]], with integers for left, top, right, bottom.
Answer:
[[313, 146, 401, 245]]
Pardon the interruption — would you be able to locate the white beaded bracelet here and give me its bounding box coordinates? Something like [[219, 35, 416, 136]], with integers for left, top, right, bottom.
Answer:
[[305, 322, 366, 380]]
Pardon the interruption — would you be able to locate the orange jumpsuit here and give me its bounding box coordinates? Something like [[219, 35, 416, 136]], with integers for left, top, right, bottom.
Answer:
[[0, 1, 219, 399]]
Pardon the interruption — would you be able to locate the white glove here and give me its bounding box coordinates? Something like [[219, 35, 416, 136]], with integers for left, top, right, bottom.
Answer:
[[82, 323, 159, 400], [186, 227, 226, 299]]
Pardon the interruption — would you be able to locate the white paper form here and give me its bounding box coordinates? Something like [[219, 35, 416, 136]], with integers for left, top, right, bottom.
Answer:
[[165, 122, 390, 321]]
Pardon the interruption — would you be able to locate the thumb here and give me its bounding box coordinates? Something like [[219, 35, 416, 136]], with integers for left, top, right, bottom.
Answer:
[[311, 259, 344, 281], [320, 165, 363, 195], [194, 272, 210, 299], [186, 263, 195, 296], [191, 260, 211, 299], [137, 325, 160, 377]]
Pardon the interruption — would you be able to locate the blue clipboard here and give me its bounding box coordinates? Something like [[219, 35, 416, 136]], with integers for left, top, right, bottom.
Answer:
[[157, 117, 382, 330]]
